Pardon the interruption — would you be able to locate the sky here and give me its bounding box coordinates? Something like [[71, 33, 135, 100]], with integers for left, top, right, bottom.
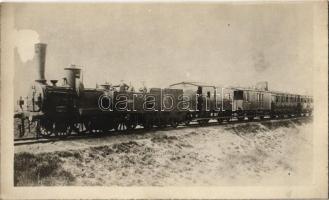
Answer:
[[12, 3, 314, 99]]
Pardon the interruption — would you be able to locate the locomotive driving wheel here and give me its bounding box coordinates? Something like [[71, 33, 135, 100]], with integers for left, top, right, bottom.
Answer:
[[36, 119, 54, 138], [39, 127, 53, 137], [115, 114, 137, 131], [184, 113, 193, 126], [54, 122, 72, 138]]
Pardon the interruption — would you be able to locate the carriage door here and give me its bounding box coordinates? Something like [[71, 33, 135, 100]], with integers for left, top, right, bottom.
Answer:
[[233, 90, 244, 111], [197, 86, 203, 111]]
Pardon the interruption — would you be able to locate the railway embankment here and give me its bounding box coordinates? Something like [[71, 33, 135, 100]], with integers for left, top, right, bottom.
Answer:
[[14, 118, 313, 186]]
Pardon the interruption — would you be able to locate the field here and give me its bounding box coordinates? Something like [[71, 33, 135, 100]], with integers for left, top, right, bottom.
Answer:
[[14, 118, 313, 186]]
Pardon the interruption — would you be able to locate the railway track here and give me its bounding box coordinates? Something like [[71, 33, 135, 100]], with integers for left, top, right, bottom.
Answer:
[[14, 115, 312, 146]]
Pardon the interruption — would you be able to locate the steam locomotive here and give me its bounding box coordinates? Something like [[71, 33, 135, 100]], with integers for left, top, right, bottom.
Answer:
[[14, 43, 313, 138]]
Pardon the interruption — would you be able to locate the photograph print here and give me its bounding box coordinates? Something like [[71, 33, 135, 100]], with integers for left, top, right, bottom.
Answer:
[[1, 1, 328, 199]]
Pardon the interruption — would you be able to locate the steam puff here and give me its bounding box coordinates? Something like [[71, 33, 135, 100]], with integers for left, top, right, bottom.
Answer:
[[14, 29, 40, 62]]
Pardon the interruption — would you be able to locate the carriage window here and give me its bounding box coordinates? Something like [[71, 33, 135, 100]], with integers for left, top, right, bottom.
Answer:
[[207, 91, 211, 98], [276, 96, 279, 102], [197, 86, 202, 94], [286, 96, 288, 102], [234, 90, 244, 100], [224, 93, 231, 100]]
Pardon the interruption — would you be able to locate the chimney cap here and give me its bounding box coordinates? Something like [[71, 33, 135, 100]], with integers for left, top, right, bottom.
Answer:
[[64, 67, 81, 71], [35, 43, 47, 47], [65, 64, 81, 71]]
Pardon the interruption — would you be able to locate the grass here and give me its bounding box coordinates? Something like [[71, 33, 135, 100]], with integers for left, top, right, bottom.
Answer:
[[14, 152, 75, 186]]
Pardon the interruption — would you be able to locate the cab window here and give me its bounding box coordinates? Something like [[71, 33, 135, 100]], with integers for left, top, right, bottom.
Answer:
[[234, 90, 244, 100]]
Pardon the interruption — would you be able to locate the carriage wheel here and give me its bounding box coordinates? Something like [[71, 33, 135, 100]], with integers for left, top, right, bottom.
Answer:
[[116, 121, 136, 131], [143, 120, 153, 130], [171, 120, 179, 128], [237, 117, 244, 121], [156, 121, 166, 128], [217, 118, 223, 124], [116, 122, 128, 131], [84, 120, 98, 133], [127, 121, 137, 130], [101, 122, 116, 133], [198, 119, 209, 126], [184, 120, 191, 126]]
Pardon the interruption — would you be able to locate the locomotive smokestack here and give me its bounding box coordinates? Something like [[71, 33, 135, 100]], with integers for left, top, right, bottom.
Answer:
[[34, 43, 47, 84]]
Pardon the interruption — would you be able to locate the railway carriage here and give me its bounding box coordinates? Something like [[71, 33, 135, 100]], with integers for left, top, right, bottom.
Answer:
[[228, 88, 272, 120]]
